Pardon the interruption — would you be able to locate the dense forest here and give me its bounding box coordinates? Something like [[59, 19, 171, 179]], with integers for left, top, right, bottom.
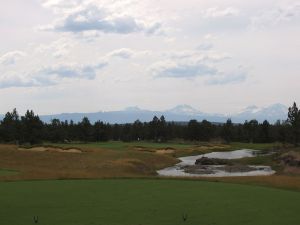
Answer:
[[0, 102, 299, 145]]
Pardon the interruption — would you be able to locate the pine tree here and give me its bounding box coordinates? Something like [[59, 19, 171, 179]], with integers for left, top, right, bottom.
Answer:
[[287, 102, 300, 146]]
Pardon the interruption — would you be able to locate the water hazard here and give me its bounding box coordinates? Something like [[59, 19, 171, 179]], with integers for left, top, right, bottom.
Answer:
[[157, 149, 275, 177]]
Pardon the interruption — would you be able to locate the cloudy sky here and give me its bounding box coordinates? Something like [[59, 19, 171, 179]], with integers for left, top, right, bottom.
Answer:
[[0, 0, 299, 115]]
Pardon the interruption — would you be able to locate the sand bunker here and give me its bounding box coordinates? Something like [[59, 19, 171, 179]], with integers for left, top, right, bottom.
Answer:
[[156, 149, 175, 154], [18, 147, 82, 153]]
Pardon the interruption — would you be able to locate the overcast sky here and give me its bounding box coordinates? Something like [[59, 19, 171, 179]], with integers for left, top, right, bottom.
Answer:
[[0, 0, 299, 115]]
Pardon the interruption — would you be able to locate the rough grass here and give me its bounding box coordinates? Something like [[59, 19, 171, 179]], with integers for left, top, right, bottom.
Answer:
[[0, 144, 178, 180], [0, 168, 19, 176], [2, 142, 300, 191], [1, 179, 300, 225], [52, 141, 195, 151]]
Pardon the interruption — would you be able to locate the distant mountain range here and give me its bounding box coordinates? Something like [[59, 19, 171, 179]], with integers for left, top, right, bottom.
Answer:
[[0, 104, 288, 124]]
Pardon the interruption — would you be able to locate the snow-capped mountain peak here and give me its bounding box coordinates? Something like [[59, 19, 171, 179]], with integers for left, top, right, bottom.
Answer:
[[166, 104, 201, 115], [240, 105, 261, 114], [124, 106, 142, 112], [234, 103, 288, 122]]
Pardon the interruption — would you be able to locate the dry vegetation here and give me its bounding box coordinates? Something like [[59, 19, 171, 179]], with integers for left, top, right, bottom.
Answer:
[[2, 142, 300, 191], [0, 144, 177, 180]]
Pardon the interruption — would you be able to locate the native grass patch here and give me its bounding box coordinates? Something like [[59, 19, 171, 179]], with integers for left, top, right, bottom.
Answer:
[[2, 142, 300, 191]]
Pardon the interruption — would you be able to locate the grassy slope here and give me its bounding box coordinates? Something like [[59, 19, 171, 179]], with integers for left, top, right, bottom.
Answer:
[[0, 179, 300, 225]]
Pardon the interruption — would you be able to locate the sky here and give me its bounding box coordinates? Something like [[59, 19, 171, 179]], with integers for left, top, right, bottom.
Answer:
[[0, 0, 299, 115]]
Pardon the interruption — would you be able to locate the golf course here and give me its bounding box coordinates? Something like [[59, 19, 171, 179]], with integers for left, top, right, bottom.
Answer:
[[1, 141, 300, 225], [1, 0, 299, 223]]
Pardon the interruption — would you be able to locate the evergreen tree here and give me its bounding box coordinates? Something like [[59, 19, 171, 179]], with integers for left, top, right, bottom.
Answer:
[[187, 120, 200, 141], [0, 108, 20, 142], [79, 117, 92, 142], [199, 120, 214, 141], [94, 121, 109, 142], [243, 120, 259, 143], [20, 110, 43, 144], [260, 120, 271, 143], [221, 119, 234, 143], [287, 102, 300, 145], [159, 115, 167, 141]]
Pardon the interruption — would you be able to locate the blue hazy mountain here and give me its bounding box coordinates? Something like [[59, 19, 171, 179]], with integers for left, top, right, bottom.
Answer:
[[229, 103, 288, 123], [0, 104, 288, 124]]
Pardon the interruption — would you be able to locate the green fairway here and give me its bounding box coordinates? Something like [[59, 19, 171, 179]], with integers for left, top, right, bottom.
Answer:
[[0, 179, 300, 225]]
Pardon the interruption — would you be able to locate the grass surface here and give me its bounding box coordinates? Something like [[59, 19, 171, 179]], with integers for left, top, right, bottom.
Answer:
[[229, 142, 278, 150], [53, 141, 195, 151], [0, 179, 300, 225], [0, 168, 19, 176], [54, 141, 277, 150], [2, 142, 300, 191]]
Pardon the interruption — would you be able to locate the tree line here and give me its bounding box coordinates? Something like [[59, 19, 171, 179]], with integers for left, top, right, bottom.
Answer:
[[0, 102, 299, 145]]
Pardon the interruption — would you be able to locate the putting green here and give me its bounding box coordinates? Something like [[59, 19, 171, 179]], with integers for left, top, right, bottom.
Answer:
[[0, 179, 299, 225]]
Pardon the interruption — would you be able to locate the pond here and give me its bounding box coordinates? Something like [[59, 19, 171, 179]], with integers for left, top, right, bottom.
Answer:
[[157, 149, 275, 177]]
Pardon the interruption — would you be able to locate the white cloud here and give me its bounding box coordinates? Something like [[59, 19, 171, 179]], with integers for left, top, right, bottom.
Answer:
[[150, 49, 229, 78], [0, 72, 55, 89], [108, 48, 136, 59], [0, 51, 27, 65], [151, 60, 217, 78], [41, 0, 82, 12], [150, 47, 247, 85], [196, 43, 214, 51], [40, 1, 162, 35], [107, 48, 149, 59], [251, 2, 300, 29], [202, 7, 240, 18], [39, 61, 107, 80], [34, 38, 75, 58], [206, 71, 247, 85], [0, 60, 107, 89]]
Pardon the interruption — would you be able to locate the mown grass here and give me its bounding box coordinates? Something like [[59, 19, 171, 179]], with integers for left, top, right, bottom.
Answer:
[[228, 142, 279, 151], [0, 179, 300, 225]]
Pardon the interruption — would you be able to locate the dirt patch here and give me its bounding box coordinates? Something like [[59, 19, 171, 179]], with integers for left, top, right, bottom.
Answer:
[[18, 147, 82, 153]]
